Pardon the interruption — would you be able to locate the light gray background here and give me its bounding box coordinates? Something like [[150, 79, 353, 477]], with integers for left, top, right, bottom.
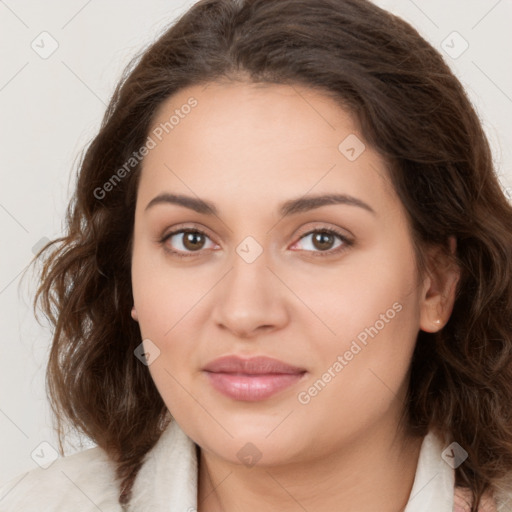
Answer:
[[1, 0, 511, 484]]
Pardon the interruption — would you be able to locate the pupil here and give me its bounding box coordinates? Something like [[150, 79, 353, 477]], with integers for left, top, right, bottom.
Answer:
[[314, 232, 333, 250], [184, 231, 203, 250]]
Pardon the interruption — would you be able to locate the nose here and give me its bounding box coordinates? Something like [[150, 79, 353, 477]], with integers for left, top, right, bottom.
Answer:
[[211, 246, 290, 339]]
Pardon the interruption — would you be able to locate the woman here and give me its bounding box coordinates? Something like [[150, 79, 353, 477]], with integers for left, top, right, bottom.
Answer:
[[1, 0, 512, 510]]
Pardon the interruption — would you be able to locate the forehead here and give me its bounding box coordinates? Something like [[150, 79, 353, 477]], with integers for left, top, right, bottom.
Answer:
[[137, 81, 397, 216]]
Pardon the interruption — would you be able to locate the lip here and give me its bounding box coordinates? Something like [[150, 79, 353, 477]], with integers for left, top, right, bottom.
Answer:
[[202, 355, 307, 401]]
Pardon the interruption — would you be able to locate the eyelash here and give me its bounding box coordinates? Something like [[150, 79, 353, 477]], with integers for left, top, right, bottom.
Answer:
[[159, 225, 354, 259]]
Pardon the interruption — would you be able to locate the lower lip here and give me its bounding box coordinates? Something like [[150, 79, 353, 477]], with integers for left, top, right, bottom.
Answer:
[[204, 372, 305, 401]]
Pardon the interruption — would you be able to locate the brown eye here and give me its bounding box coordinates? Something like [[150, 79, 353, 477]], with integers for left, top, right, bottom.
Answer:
[[160, 227, 217, 257], [291, 227, 353, 257], [311, 231, 336, 251], [181, 230, 206, 251]]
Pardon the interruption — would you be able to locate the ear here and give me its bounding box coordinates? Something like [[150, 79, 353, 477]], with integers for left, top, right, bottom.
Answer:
[[131, 306, 139, 322], [419, 236, 460, 333]]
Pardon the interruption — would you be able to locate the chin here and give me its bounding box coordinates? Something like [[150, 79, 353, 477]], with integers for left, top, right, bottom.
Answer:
[[181, 413, 307, 466]]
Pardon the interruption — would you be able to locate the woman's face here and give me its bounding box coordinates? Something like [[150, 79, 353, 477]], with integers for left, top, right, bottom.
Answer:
[[131, 81, 431, 466]]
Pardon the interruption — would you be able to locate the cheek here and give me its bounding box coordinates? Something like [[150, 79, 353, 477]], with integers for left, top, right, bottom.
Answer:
[[295, 298, 419, 443], [131, 238, 212, 338], [295, 240, 421, 403], [288, 236, 419, 354], [130, 243, 212, 408]]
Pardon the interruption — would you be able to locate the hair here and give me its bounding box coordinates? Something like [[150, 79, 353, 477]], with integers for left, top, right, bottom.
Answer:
[[30, 0, 512, 510]]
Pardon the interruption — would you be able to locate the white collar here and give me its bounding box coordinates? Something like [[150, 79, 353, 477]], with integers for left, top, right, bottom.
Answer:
[[404, 429, 454, 512], [127, 421, 454, 511]]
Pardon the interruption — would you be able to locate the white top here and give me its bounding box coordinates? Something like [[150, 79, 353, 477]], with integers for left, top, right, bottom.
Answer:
[[0, 420, 508, 511]]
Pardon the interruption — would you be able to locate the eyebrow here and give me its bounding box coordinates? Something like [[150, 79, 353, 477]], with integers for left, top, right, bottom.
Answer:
[[144, 192, 376, 217]]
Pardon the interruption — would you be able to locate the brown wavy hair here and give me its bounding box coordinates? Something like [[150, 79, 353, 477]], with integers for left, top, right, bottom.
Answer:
[[31, 0, 512, 509]]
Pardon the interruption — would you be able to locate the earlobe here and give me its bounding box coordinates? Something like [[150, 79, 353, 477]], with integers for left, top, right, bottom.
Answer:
[[420, 302, 445, 333], [131, 306, 139, 322]]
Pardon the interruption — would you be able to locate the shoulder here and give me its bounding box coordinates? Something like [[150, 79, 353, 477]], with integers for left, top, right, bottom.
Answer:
[[0, 445, 122, 512]]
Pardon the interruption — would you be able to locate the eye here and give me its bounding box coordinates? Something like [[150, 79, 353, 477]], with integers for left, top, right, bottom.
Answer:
[[160, 227, 217, 257], [291, 227, 353, 257], [159, 225, 353, 259]]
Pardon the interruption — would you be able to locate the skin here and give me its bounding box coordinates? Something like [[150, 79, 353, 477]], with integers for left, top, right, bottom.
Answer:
[[130, 81, 460, 512]]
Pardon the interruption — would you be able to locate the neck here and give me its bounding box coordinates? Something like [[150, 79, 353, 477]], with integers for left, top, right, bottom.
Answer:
[[197, 418, 423, 512]]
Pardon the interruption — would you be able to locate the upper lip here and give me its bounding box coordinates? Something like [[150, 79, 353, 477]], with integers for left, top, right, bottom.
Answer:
[[202, 355, 306, 375]]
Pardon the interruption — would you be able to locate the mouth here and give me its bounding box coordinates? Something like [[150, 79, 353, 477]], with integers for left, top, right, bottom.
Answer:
[[202, 355, 307, 401]]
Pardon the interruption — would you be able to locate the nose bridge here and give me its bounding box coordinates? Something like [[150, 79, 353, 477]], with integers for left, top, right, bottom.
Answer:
[[212, 235, 288, 336], [226, 238, 275, 309]]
